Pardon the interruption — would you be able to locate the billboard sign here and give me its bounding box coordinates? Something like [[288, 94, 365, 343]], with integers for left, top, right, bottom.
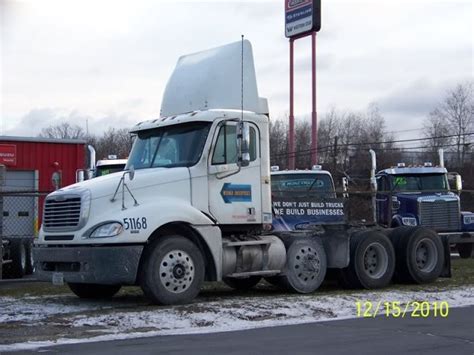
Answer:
[[272, 195, 345, 231], [285, 0, 321, 38], [0, 144, 17, 166]]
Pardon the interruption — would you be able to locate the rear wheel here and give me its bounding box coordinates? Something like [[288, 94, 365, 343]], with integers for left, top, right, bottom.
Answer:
[[223, 276, 261, 290], [339, 231, 395, 289], [279, 237, 327, 293], [457, 243, 473, 259], [395, 227, 444, 284], [25, 240, 34, 275], [3, 239, 27, 279], [140, 235, 205, 305], [68, 283, 121, 299]]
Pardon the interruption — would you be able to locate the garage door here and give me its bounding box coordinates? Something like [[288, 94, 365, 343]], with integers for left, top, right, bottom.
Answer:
[[3, 170, 37, 237]]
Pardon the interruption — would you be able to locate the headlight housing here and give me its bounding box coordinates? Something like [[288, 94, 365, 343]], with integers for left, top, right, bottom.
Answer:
[[89, 222, 123, 238], [402, 217, 417, 226]]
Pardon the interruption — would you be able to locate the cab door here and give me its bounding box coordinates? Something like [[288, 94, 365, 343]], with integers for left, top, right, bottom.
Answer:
[[207, 120, 262, 225], [376, 175, 390, 226]]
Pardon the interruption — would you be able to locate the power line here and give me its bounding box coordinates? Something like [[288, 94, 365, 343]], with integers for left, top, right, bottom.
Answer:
[[274, 132, 474, 158]]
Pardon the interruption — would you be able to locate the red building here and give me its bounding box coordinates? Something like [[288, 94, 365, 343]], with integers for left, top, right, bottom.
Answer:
[[0, 136, 86, 234]]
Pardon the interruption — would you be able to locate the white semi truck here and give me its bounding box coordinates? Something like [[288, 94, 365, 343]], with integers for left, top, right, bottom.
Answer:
[[34, 41, 446, 304]]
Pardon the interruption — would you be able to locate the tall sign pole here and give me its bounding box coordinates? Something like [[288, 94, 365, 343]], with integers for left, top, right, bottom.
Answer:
[[311, 31, 317, 165], [285, 0, 321, 169], [289, 38, 295, 170]]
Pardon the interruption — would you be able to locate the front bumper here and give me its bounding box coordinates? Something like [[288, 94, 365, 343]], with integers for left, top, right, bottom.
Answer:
[[33, 245, 144, 285]]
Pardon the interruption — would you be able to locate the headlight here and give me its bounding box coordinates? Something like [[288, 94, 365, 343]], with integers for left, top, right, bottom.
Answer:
[[89, 222, 123, 238], [402, 217, 417, 226]]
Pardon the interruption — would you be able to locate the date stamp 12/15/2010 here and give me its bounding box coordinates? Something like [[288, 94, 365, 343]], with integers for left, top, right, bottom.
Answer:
[[355, 301, 449, 318]]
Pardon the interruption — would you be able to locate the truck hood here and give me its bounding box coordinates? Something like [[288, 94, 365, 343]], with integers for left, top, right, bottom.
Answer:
[[396, 192, 456, 202], [53, 167, 191, 201]]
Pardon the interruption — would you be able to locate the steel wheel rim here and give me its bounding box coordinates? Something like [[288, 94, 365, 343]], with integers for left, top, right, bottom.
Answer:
[[159, 250, 195, 294], [294, 246, 321, 284], [415, 238, 438, 272], [362, 242, 388, 279]]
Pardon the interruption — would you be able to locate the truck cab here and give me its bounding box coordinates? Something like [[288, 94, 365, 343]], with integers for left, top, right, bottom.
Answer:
[[94, 157, 128, 177], [270, 166, 343, 231], [375, 164, 474, 233]]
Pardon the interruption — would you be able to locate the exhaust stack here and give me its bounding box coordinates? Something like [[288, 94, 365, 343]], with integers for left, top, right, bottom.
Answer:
[[438, 148, 444, 168]]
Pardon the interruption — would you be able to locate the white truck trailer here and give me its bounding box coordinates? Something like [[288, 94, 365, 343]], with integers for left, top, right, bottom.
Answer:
[[33, 41, 444, 304]]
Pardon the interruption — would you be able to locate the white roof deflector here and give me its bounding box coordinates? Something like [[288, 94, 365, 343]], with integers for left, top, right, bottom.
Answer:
[[160, 40, 268, 116]]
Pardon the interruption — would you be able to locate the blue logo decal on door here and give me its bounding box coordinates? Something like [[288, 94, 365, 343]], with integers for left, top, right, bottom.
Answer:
[[220, 183, 252, 204]]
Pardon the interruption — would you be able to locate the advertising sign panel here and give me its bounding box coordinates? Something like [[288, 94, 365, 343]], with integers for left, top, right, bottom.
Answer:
[[285, 0, 321, 38], [0, 144, 17, 166]]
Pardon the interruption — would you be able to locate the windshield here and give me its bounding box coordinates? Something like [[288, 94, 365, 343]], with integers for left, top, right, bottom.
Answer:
[[95, 164, 126, 177], [271, 173, 335, 194], [126, 122, 211, 170], [391, 174, 448, 192]]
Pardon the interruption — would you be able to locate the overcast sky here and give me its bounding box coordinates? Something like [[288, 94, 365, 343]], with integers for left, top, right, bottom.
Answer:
[[0, 0, 472, 143]]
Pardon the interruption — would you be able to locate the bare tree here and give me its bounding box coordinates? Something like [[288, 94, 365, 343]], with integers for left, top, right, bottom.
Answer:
[[427, 82, 474, 167], [39, 122, 86, 139], [269, 119, 288, 169], [93, 128, 133, 160]]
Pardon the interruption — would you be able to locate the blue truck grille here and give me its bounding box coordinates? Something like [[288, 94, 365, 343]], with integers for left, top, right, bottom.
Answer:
[[418, 198, 460, 232], [43, 197, 81, 229]]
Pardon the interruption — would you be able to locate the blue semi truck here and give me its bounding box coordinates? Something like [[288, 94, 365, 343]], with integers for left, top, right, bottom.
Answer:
[[372, 149, 474, 259]]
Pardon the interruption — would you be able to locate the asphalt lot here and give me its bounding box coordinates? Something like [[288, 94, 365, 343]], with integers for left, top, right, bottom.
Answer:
[[13, 305, 474, 355]]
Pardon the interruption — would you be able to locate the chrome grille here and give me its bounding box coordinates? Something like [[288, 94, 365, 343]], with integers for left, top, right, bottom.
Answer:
[[43, 196, 81, 229], [418, 197, 460, 232]]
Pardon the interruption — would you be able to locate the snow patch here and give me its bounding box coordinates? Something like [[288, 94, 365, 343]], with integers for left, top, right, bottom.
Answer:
[[1, 286, 474, 351]]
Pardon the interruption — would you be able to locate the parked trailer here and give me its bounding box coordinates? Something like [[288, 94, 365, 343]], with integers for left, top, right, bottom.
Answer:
[[0, 136, 86, 279], [33, 41, 432, 304]]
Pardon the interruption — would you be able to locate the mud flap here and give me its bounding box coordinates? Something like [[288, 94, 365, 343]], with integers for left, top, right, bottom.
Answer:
[[440, 234, 451, 278]]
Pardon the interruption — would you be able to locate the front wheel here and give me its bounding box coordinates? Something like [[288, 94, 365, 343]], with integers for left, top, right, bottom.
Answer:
[[140, 235, 205, 305], [68, 283, 121, 299]]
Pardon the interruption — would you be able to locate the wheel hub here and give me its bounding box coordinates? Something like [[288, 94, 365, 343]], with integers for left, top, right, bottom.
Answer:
[[159, 250, 195, 294], [294, 246, 321, 283], [362, 242, 388, 279], [173, 264, 186, 279], [415, 238, 437, 273]]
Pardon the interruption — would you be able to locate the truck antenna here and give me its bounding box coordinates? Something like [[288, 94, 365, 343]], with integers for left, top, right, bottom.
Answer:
[[241, 34, 244, 122]]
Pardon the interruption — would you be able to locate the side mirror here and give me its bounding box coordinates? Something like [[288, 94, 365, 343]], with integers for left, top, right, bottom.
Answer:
[[237, 121, 250, 167], [455, 174, 462, 193]]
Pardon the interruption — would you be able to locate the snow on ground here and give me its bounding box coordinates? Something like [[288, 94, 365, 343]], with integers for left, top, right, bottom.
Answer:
[[1, 286, 474, 351]]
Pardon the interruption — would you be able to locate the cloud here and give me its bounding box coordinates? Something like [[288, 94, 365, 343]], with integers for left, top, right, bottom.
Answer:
[[4, 108, 136, 137]]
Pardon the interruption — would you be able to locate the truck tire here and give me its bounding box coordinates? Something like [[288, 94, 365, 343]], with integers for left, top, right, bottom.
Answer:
[[396, 227, 444, 284], [279, 237, 327, 293], [140, 235, 205, 305], [3, 239, 27, 279], [339, 231, 395, 289], [223, 276, 261, 290], [25, 240, 35, 275], [68, 283, 121, 299], [457, 243, 473, 259]]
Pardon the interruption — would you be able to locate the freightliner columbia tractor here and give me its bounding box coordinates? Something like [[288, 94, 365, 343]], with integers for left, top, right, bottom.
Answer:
[[33, 41, 462, 304]]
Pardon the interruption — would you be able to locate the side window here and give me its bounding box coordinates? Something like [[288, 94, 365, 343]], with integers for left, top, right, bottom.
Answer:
[[212, 123, 258, 165]]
